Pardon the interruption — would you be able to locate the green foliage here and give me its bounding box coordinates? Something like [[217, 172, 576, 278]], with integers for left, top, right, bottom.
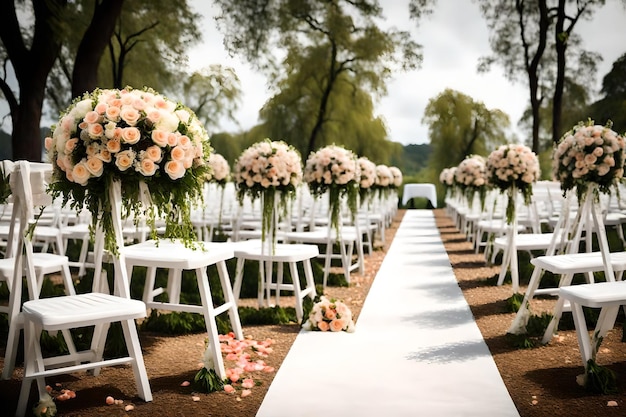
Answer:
[[236, 306, 297, 325], [193, 367, 225, 393], [424, 89, 509, 186], [585, 359, 619, 395], [507, 312, 553, 349], [505, 293, 525, 313], [141, 310, 207, 335]]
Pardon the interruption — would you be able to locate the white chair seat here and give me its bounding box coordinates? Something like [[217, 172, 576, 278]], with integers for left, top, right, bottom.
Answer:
[[22, 292, 146, 330], [124, 239, 235, 270], [559, 281, 626, 372], [532, 251, 626, 275]]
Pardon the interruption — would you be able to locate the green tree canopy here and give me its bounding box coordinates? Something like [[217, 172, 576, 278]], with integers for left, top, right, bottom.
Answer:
[[213, 0, 430, 154], [423, 88, 510, 174]]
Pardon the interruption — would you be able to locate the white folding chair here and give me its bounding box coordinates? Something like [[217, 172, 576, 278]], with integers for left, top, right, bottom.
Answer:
[[10, 163, 152, 417]]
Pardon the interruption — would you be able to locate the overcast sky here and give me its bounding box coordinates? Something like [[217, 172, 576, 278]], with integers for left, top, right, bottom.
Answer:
[[188, 0, 626, 146]]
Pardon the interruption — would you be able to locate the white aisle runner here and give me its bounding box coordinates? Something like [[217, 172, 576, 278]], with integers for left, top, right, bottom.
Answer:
[[256, 210, 519, 417]]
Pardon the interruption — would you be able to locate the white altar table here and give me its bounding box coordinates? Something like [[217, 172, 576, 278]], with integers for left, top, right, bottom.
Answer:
[[402, 183, 437, 208]]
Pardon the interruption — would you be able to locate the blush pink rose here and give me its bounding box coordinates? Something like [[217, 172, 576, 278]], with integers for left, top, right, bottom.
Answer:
[[72, 162, 91, 185], [120, 106, 140, 126], [164, 160, 185, 180], [170, 146, 186, 161], [87, 123, 104, 139], [115, 150, 135, 171], [317, 321, 330, 332], [106, 138, 121, 153], [121, 127, 141, 144], [137, 158, 157, 176], [145, 145, 162, 162], [329, 318, 346, 332], [83, 110, 100, 124], [105, 106, 121, 121]]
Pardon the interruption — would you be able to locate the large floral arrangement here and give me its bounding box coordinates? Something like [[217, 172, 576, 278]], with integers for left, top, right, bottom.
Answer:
[[304, 144, 359, 232], [553, 120, 625, 201], [302, 296, 355, 332], [233, 139, 302, 247], [439, 166, 457, 195], [389, 166, 403, 189], [206, 152, 231, 186], [45, 86, 210, 254], [486, 143, 540, 223], [357, 156, 377, 205], [455, 155, 488, 208], [373, 164, 394, 201]]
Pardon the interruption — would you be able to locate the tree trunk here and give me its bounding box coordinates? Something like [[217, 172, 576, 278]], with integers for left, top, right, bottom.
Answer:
[[0, 0, 66, 161], [552, 0, 567, 145], [307, 43, 339, 155], [72, 0, 124, 98]]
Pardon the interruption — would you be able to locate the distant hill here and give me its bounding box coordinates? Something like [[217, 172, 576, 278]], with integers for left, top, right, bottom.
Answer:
[[393, 143, 431, 176]]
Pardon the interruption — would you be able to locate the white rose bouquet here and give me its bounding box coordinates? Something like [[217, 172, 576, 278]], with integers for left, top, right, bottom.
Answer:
[[233, 139, 302, 248], [206, 153, 231, 186], [553, 119, 625, 202], [357, 156, 377, 205], [304, 144, 359, 233], [486, 144, 540, 223], [455, 155, 488, 208]]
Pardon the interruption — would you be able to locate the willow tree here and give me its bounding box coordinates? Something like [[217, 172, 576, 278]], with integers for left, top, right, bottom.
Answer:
[[423, 89, 510, 175], [257, 44, 394, 162], [214, 0, 432, 154]]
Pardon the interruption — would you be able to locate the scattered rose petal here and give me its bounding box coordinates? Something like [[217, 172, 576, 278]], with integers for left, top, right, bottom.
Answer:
[[608, 401, 618, 407], [46, 385, 53, 393], [576, 374, 586, 387], [192, 396, 201, 402], [125, 404, 135, 411], [105, 396, 115, 405], [241, 378, 254, 389], [115, 399, 124, 405], [181, 381, 191, 387], [223, 384, 235, 394], [531, 400, 538, 405], [263, 366, 275, 373], [241, 389, 252, 397], [236, 397, 242, 402], [56, 393, 70, 401]]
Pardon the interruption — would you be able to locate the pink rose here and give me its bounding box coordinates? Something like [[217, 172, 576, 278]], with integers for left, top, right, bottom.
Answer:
[[86, 156, 104, 177], [87, 123, 104, 139], [64, 138, 78, 155], [170, 146, 185, 161], [136, 158, 157, 176], [106, 138, 121, 153], [115, 150, 135, 171], [329, 318, 346, 332], [317, 321, 330, 332], [83, 110, 100, 124], [121, 126, 141, 144], [120, 106, 140, 126], [105, 106, 121, 121], [151, 130, 168, 147], [164, 160, 185, 180], [145, 145, 162, 162], [72, 161, 91, 185], [44, 137, 53, 151]]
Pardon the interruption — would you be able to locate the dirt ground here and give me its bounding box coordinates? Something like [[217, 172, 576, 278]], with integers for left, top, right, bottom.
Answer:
[[2, 208, 626, 416]]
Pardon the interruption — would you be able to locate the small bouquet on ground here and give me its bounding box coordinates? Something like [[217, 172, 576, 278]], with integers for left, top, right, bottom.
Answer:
[[302, 296, 355, 333], [553, 119, 625, 202], [486, 143, 540, 223]]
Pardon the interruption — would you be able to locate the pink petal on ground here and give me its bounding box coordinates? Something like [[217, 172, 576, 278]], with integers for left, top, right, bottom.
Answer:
[[608, 401, 618, 407], [192, 396, 201, 402], [241, 389, 252, 398], [263, 366, 275, 373], [105, 396, 115, 405], [56, 393, 70, 401], [181, 381, 191, 387], [223, 385, 235, 394], [241, 378, 254, 389], [125, 404, 135, 411], [225, 353, 238, 361]]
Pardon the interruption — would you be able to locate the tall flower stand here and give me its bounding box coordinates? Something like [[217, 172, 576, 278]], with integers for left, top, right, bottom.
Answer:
[[496, 185, 521, 293], [232, 190, 318, 322], [507, 185, 616, 338]]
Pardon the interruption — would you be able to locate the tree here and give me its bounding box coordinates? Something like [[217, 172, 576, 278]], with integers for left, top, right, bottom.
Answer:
[[214, 0, 431, 154], [0, 0, 123, 162], [180, 65, 242, 136], [47, 0, 202, 117], [256, 45, 396, 162], [423, 89, 510, 174], [586, 52, 626, 133], [476, 0, 605, 152]]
